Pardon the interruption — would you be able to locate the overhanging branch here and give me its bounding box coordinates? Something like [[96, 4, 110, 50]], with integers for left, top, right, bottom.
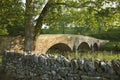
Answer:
[[33, 0, 99, 40], [53, 1, 97, 9], [34, 0, 53, 40]]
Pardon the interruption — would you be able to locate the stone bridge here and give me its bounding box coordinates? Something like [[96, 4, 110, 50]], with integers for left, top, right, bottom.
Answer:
[[35, 34, 108, 54]]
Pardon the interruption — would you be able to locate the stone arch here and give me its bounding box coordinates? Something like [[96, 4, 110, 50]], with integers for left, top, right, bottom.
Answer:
[[93, 43, 98, 51], [46, 43, 72, 54], [77, 42, 91, 52]]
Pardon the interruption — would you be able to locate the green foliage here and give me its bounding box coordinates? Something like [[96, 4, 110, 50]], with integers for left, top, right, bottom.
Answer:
[[0, 0, 24, 36], [42, 0, 120, 35], [0, 28, 8, 35], [7, 26, 24, 36], [89, 28, 120, 51], [90, 28, 120, 41], [90, 32, 120, 41], [1, 0, 120, 36], [100, 42, 120, 51]]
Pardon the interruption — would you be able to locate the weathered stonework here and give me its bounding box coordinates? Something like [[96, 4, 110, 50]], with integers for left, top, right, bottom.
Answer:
[[0, 34, 108, 54], [35, 34, 108, 53], [0, 36, 24, 52], [2, 52, 120, 80]]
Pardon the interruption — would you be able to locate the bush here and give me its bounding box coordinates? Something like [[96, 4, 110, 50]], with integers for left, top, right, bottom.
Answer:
[[89, 28, 120, 42], [100, 42, 120, 52]]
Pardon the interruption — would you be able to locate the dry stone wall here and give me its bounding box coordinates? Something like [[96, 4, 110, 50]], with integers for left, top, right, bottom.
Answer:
[[2, 52, 120, 80]]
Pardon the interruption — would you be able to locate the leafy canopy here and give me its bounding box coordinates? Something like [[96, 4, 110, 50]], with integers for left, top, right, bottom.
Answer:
[[0, 0, 120, 35], [0, 0, 24, 35]]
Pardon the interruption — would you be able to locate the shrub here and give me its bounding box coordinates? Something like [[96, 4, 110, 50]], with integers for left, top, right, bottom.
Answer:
[[100, 42, 120, 52]]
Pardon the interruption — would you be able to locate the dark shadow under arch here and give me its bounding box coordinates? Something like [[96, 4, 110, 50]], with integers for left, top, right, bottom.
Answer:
[[93, 43, 98, 51], [77, 42, 90, 52], [46, 43, 72, 54]]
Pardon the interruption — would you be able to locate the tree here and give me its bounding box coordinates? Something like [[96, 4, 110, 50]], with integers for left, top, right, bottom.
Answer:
[[24, 0, 34, 52], [1, 0, 119, 52], [39, 0, 119, 33], [40, 0, 120, 34], [33, 0, 54, 39], [0, 0, 24, 35]]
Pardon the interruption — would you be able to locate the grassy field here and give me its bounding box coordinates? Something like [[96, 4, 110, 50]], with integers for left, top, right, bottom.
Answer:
[[74, 52, 120, 60], [50, 51, 120, 60]]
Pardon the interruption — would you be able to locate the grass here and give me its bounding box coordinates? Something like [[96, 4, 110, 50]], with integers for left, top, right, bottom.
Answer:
[[0, 52, 119, 63], [76, 52, 120, 60], [48, 51, 120, 60]]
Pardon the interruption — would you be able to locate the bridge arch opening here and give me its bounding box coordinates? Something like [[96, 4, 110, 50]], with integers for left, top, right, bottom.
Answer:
[[93, 43, 98, 51], [77, 42, 90, 52], [46, 43, 72, 54]]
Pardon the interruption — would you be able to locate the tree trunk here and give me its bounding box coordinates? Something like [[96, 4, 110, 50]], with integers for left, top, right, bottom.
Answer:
[[24, 0, 34, 53], [34, 0, 53, 40]]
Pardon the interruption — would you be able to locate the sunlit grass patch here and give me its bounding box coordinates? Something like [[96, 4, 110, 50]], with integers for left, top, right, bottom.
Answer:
[[73, 52, 120, 60], [48, 51, 120, 60]]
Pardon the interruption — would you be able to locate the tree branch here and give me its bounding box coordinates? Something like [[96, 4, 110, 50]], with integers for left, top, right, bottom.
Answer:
[[34, 0, 53, 40], [53, 1, 97, 8], [33, 0, 99, 40]]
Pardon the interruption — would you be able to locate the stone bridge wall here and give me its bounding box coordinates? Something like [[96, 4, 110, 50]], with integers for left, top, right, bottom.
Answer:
[[0, 36, 24, 53], [35, 34, 108, 53], [0, 34, 108, 54], [2, 52, 120, 80]]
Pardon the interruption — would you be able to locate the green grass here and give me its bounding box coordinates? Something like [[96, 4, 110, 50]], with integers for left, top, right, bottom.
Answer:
[[49, 51, 120, 60], [75, 52, 120, 60]]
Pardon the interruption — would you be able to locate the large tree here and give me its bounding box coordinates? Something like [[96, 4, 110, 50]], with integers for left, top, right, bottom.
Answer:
[[24, 0, 34, 52], [1, 0, 119, 52]]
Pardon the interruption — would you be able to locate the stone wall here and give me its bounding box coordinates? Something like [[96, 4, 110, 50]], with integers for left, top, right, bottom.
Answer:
[[35, 34, 109, 53], [0, 35, 108, 54], [2, 52, 120, 80]]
